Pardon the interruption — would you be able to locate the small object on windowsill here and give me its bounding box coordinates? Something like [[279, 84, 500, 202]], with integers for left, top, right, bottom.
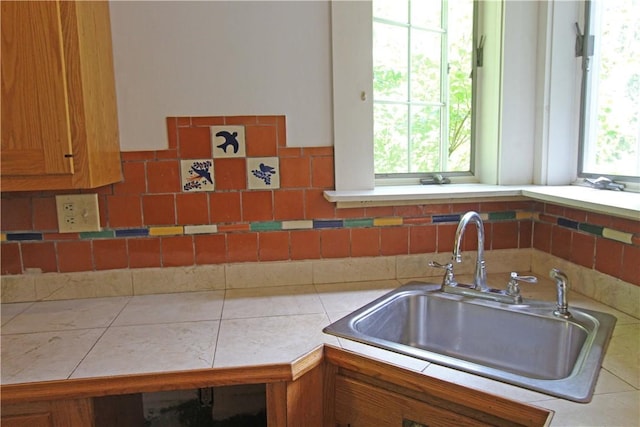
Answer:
[[585, 176, 625, 191], [420, 174, 451, 185]]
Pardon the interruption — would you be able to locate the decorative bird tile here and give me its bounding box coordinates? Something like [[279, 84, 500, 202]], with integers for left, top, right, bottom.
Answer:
[[211, 126, 246, 158], [180, 159, 215, 192], [247, 157, 280, 189]]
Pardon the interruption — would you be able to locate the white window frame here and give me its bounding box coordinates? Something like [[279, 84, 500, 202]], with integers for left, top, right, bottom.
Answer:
[[331, 0, 588, 194]]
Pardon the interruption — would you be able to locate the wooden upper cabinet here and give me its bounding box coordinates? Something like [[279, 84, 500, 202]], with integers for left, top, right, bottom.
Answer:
[[1, 1, 122, 191]]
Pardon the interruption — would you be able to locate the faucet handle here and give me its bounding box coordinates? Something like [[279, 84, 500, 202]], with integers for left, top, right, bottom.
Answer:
[[506, 272, 537, 299], [429, 261, 456, 286], [509, 272, 538, 283]]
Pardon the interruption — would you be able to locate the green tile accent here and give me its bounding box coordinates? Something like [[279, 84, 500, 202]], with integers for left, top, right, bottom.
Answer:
[[578, 223, 604, 236], [250, 221, 282, 231], [488, 211, 516, 220], [344, 218, 374, 228], [80, 230, 115, 239]]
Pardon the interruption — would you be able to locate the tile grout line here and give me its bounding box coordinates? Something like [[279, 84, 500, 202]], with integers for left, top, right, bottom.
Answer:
[[66, 295, 133, 380]]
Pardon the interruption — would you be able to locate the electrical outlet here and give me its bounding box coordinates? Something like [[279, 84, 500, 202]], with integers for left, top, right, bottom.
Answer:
[[55, 194, 101, 233]]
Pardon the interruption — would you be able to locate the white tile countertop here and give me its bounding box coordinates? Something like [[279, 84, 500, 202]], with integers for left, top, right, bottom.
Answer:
[[1, 275, 638, 426]]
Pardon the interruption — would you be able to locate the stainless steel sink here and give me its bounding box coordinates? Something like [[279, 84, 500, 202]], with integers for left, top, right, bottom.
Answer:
[[323, 282, 617, 402]]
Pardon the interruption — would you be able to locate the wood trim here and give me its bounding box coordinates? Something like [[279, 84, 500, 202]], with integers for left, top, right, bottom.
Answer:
[[1, 364, 296, 405]]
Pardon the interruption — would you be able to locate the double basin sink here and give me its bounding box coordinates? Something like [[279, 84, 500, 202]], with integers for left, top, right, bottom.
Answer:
[[323, 282, 616, 402]]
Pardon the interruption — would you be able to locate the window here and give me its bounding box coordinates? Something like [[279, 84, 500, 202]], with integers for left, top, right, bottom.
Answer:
[[579, 0, 640, 181], [372, 0, 474, 178]]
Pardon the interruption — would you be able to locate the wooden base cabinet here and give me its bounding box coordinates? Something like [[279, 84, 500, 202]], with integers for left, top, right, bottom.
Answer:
[[1, 398, 94, 427]]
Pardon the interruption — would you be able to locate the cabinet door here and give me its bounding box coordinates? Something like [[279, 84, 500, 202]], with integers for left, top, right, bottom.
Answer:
[[334, 376, 489, 427], [1, 399, 94, 427], [1, 1, 74, 177]]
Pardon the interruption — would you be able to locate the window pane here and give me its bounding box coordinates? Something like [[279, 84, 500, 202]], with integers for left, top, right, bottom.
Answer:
[[373, 0, 474, 177], [411, 1, 442, 29], [410, 28, 442, 103], [374, 103, 409, 174], [373, 0, 408, 24], [581, 0, 640, 178], [410, 105, 442, 172], [373, 22, 408, 102]]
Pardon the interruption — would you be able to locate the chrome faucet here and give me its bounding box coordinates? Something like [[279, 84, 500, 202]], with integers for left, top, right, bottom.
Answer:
[[453, 211, 488, 291], [429, 211, 536, 304], [550, 268, 572, 318]]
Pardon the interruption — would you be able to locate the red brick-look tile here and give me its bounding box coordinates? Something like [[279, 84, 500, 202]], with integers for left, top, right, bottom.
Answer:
[[452, 202, 480, 214], [1, 243, 21, 274], [425, 204, 453, 215], [179, 126, 212, 159], [290, 230, 321, 260], [365, 206, 395, 217], [564, 207, 587, 223], [191, 116, 225, 127], [58, 241, 93, 273], [21, 241, 57, 273], [93, 239, 129, 270], [551, 226, 572, 260], [176, 117, 191, 127], [437, 224, 457, 253], [395, 205, 424, 218], [570, 231, 595, 269], [259, 231, 290, 261], [147, 160, 181, 193], [274, 190, 305, 220], [257, 116, 278, 125], [1, 197, 32, 231], [304, 147, 334, 156], [545, 203, 565, 216], [162, 236, 194, 267], [166, 117, 178, 149], [246, 125, 278, 157], [533, 221, 552, 253], [142, 194, 176, 226], [338, 207, 367, 219], [107, 195, 143, 228], [380, 227, 409, 256], [280, 157, 311, 188], [595, 238, 623, 278], [226, 116, 258, 126], [409, 224, 437, 254], [585, 212, 613, 228], [194, 234, 227, 265], [305, 190, 335, 219], [276, 116, 287, 147], [121, 151, 155, 161], [214, 158, 246, 190], [176, 193, 209, 225], [32, 197, 58, 231], [611, 217, 640, 234], [128, 238, 161, 268], [320, 228, 350, 258], [621, 244, 640, 286], [227, 232, 258, 262], [156, 148, 179, 160], [491, 221, 519, 250], [311, 156, 335, 189], [242, 191, 273, 222], [210, 192, 242, 224], [43, 232, 79, 241], [351, 227, 380, 257], [278, 147, 303, 158], [519, 220, 533, 248], [114, 162, 146, 195]]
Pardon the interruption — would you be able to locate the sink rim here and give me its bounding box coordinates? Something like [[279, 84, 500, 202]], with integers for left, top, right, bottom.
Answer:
[[323, 282, 617, 403]]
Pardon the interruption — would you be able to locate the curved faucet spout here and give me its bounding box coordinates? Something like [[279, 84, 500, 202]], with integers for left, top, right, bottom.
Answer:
[[453, 211, 488, 291]]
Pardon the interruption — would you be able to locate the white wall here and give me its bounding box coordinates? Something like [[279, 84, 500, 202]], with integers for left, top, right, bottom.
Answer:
[[109, 1, 333, 151]]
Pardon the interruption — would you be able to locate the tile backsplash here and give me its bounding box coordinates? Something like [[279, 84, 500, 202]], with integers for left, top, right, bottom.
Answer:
[[1, 115, 638, 288]]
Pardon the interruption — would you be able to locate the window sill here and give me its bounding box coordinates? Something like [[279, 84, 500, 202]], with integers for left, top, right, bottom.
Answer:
[[324, 184, 640, 221]]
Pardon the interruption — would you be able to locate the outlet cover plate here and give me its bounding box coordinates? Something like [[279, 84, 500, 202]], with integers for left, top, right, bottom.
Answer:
[[55, 194, 101, 233]]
